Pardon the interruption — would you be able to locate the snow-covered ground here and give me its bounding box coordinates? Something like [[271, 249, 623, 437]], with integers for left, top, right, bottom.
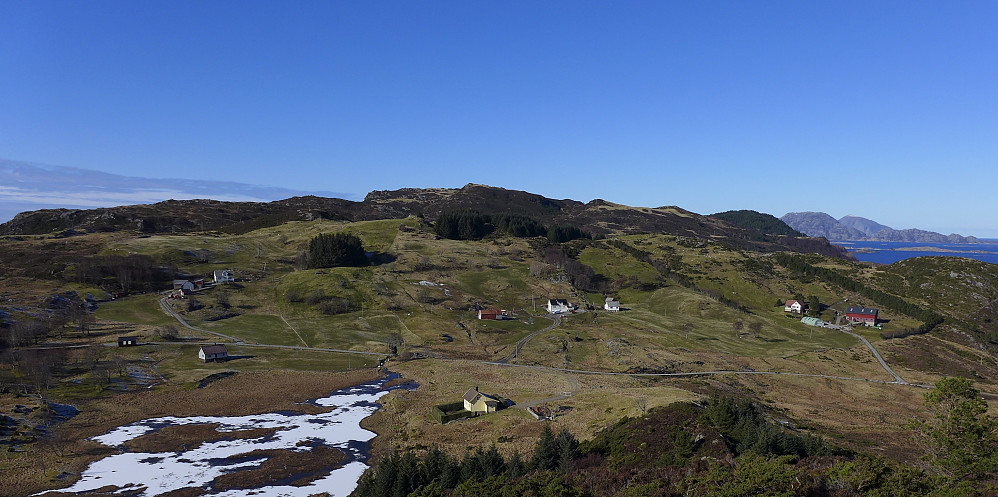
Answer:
[[41, 375, 409, 497]]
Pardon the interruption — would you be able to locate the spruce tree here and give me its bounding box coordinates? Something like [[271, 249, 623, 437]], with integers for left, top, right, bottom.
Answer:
[[532, 424, 559, 471]]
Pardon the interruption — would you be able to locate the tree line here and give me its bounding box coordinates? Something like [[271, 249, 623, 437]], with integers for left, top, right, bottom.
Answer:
[[433, 210, 589, 243], [709, 209, 804, 237], [71, 254, 177, 293], [303, 232, 367, 269], [351, 424, 579, 497]]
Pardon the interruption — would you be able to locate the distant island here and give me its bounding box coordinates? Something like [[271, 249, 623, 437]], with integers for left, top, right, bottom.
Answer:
[[781, 212, 980, 243]]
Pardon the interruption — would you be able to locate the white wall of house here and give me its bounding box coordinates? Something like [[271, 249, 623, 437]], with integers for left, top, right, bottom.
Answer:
[[546, 300, 570, 313]]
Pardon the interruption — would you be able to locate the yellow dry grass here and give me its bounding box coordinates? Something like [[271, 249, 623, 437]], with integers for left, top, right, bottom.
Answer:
[[363, 358, 698, 461], [729, 373, 931, 463]]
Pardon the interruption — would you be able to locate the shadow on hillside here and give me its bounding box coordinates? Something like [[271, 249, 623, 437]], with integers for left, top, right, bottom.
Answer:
[[369, 252, 397, 265], [222, 354, 256, 362]]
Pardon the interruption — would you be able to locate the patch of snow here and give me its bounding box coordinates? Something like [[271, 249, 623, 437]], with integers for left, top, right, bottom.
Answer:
[[41, 376, 408, 497]]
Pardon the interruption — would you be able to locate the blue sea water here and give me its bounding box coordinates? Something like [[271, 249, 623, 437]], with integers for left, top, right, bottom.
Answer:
[[835, 240, 998, 265]]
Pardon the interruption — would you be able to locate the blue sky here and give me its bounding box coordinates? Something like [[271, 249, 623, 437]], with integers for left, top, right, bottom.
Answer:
[[2, 2, 996, 236]]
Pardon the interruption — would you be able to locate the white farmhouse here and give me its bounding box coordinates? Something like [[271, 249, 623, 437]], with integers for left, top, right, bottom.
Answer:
[[198, 344, 229, 362], [546, 298, 571, 314], [785, 300, 803, 314], [213, 269, 234, 284], [604, 297, 621, 312]]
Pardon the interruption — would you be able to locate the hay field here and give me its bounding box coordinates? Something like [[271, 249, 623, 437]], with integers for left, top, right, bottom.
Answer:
[[364, 359, 698, 460]]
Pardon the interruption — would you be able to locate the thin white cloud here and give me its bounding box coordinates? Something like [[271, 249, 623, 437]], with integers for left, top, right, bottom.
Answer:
[[0, 185, 271, 208]]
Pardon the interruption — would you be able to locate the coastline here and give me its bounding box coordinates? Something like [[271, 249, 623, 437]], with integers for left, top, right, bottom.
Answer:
[[835, 239, 998, 265]]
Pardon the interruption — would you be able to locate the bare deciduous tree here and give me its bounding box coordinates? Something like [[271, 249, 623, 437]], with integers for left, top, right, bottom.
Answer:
[[157, 325, 179, 341], [732, 320, 744, 336], [385, 332, 404, 355]]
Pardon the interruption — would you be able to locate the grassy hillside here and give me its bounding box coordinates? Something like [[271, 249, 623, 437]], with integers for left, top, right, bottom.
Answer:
[[1, 214, 997, 495]]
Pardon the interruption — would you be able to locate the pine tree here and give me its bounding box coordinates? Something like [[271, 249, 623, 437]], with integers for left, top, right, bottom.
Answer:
[[506, 451, 526, 480], [555, 429, 579, 471], [532, 424, 559, 471], [918, 377, 998, 483], [481, 445, 507, 478]]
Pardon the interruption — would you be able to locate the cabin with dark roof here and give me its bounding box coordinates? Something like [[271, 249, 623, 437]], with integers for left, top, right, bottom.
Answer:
[[117, 336, 138, 347], [198, 344, 229, 362]]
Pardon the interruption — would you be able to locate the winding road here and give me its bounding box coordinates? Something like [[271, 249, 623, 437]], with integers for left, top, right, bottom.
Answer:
[[158, 297, 243, 343], [498, 314, 561, 363], [836, 326, 907, 384]]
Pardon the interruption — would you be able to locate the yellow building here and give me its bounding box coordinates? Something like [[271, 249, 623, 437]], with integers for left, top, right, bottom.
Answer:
[[463, 387, 500, 414]]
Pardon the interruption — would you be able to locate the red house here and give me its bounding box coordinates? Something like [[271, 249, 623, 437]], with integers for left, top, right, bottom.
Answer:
[[478, 309, 500, 320], [846, 307, 878, 326]]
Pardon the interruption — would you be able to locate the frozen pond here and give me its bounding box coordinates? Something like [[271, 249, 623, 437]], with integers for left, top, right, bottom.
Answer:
[[41, 373, 414, 497]]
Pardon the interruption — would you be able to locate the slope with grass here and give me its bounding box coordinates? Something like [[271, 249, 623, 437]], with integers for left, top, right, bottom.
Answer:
[[3, 208, 998, 496]]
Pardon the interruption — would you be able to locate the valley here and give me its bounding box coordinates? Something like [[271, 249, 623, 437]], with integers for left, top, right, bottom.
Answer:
[[1, 190, 996, 496]]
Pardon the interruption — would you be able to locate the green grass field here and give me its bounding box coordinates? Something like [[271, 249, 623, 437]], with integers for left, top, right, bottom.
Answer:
[[197, 314, 302, 346], [73, 217, 963, 382], [96, 294, 175, 326]]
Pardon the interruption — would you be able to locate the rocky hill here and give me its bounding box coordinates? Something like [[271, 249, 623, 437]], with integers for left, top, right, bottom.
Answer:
[[1, 184, 849, 258], [867, 228, 980, 244], [782, 211, 979, 243], [780, 212, 865, 240], [838, 215, 891, 237]]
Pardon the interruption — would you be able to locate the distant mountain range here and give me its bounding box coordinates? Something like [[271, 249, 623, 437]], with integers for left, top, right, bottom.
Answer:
[[0, 159, 355, 224], [781, 212, 980, 243]]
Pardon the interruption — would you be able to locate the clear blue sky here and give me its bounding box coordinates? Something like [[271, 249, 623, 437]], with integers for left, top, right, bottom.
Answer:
[[2, 1, 996, 236]]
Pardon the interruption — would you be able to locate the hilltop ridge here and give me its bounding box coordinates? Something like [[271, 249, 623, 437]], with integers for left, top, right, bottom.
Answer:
[[1, 184, 849, 258]]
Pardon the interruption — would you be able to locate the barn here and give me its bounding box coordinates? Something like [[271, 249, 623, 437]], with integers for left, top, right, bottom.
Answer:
[[478, 309, 500, 320], [845, 307, 878, 326]]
